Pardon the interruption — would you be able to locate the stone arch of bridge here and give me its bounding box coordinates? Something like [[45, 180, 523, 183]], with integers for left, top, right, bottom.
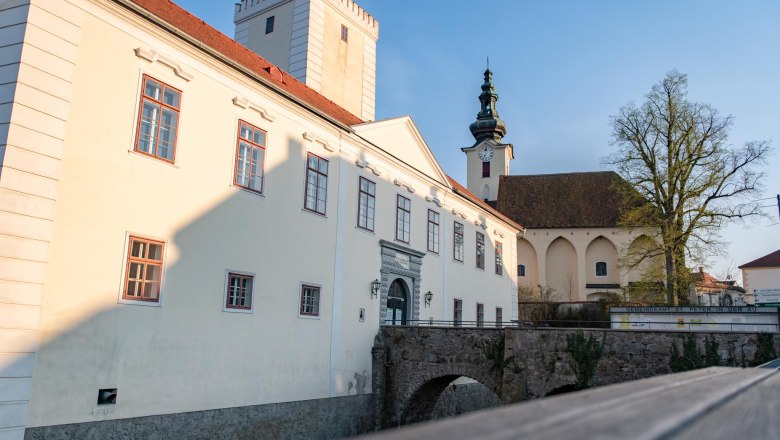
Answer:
[[396, 367, 502, 426]]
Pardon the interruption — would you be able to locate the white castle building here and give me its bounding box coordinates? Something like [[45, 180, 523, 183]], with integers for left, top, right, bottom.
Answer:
[[0, 0, 521, 438]]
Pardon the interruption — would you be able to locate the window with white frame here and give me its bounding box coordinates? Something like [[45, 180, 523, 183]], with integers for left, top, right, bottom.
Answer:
[[454, 222, 464, 262], [304, 153, 328, 215], [596, 261, 608, 277], [357, 177, 376, 231], [226, 273, 253, 310], [234, 121, 266, 193], [300, 285, 320, 316], [135, 75, 181, 162], [476, 232, 485, 269], [427, 210, 440, 253], [124, 236, 164, 302], [396, 195, 411, 243]]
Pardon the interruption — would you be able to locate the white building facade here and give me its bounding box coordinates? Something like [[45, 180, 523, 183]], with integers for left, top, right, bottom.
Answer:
[[0, 0, 520, 438]]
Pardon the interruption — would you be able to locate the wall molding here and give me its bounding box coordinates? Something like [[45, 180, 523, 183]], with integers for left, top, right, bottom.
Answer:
[[134, 47, 193, 81], [233, 96, 276, 122]]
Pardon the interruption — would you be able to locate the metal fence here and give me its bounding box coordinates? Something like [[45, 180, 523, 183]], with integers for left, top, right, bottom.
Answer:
[[382, 318, 780, 333]]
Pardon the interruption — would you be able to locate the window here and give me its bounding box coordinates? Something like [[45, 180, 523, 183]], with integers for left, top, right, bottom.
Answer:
[[135, 75, 181, 162], [226, 273, 253, 309], [596, 261, 608, 277], [357, 177, 376, 231], [476, 232, 485, 269], [427, 210, 440, 253], [454, 222, 464, 262], [396, 195, 411, 243], [300, 285, 320, 316], [234, 121, 266, 193], [304, 153, 328, 215], [453, 299, 462, 327], [495, 307, 503, 327], [476, 303, 484, 327], [123, 236, 164, 302], [518, 264, 526, 277], [495, 241, 503, 276], [482, 161, 490, 177], [341, 24, 349, 42], [265, 16, 275, 34]]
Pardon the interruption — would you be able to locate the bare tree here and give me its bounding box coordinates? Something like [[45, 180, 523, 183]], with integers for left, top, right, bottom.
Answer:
[[606, 71, 771, 304]]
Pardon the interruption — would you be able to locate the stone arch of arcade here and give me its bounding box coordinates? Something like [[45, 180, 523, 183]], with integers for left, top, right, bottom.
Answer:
[[545, 236, 578, 301]]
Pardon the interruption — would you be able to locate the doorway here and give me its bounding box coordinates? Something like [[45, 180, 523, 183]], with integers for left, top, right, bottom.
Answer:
[[386, 279, 408, 325]]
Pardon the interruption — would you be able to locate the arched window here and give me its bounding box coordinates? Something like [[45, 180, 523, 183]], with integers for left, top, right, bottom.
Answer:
[[518, 264, 526, 277], [595, 261, 607, 277]]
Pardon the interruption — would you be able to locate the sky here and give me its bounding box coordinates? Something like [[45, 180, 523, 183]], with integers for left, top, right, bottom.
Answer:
[[174, 0, 779, 282]]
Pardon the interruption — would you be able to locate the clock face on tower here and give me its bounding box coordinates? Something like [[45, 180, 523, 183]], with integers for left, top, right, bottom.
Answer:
[[478, 145, 494, 161]]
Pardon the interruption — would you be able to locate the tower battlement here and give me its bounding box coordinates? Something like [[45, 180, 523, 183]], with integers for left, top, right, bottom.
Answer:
[[326, 0, 379, 37], [235, 0, 378, 37]]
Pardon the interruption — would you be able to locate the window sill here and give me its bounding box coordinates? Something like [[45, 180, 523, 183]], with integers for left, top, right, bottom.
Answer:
[[354, 226, 375, 236], [128, 150, 179, 168], [232, 185, 265, 198], [301, 208, 327, 219], [427, 250, 440, 257], [452, 259, 464, 265], [223, 307, 254, 314], [297, 314, 321, 320], [119, 298, 162, 307]]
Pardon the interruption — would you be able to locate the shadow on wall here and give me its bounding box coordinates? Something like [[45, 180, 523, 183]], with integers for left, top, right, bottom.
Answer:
[[5, 137, 374, 439]]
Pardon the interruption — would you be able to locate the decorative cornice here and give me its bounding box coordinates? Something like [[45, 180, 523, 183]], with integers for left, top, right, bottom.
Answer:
[[303, 131, 335, 152], [135, 47, 193, 81], [451, 208, 467, 220], [355, 159, 381, 176], [379, 239, 426, 258], [232, 96, 275, 122], [425, 195, 443, 207], [493, 229, 504, 238], [394, 178, 415, 193]]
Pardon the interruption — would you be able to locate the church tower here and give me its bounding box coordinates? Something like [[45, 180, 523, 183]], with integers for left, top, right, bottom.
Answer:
[[234, 0, 379, 121], [462, 68, 514, 202]]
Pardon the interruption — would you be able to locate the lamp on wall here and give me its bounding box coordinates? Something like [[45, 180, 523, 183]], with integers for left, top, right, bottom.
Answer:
[[371, 279, 380, 298], [424, 291, 433, 307]]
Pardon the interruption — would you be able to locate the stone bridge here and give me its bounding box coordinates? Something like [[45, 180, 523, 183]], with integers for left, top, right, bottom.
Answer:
[[371, 326, 780, 428]]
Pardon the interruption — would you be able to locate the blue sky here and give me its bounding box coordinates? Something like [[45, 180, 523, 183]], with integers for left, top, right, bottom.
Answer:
[[175, 0, 779, 281]]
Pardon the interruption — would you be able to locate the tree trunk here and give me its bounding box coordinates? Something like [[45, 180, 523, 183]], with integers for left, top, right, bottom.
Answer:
[[665, 251, 677, 305]]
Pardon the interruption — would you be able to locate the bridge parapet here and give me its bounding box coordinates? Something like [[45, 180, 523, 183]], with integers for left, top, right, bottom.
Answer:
[[373, 326, 780, 428]]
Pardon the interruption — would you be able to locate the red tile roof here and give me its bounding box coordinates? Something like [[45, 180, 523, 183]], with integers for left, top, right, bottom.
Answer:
[[447, 176, 523, 231], [739, 249, 780, 269], [126, 0, 363, 127]]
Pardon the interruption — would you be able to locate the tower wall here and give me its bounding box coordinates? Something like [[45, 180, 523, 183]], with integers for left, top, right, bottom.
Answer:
[[234, 0, 378, 120]]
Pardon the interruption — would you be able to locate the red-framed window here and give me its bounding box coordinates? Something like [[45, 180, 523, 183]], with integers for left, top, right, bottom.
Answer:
[[135, 75, 181, 163], [234, 121, 266, 193], [226, 273, 253, 309], [482, 161, 490, 177], [427, 210, 440, 253], [453, 222, 464, 262], [477, 303, 484, 327], [357, 177, 376, 231], [123, 236, 164, 302], [304, 153, 328, 215], [495, 241, 503, 276], [396, 195, 411, 243], [476, 232, 485, 269], [300, 285, 321, 316]]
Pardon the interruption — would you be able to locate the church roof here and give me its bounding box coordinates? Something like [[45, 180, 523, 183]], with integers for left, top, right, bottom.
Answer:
[[124, 0, 363, 128], [739, 249, 780, 269], [448, 177, 523, 231], [496, 171, 641, 229]]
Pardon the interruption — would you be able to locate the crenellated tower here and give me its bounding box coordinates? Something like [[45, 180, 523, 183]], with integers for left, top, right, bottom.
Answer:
[[234, 0, 379, 121], [462, 68, 514, 202]]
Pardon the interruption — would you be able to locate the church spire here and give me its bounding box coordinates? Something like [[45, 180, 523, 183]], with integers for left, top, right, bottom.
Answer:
[[468, 66, 507, 145]]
